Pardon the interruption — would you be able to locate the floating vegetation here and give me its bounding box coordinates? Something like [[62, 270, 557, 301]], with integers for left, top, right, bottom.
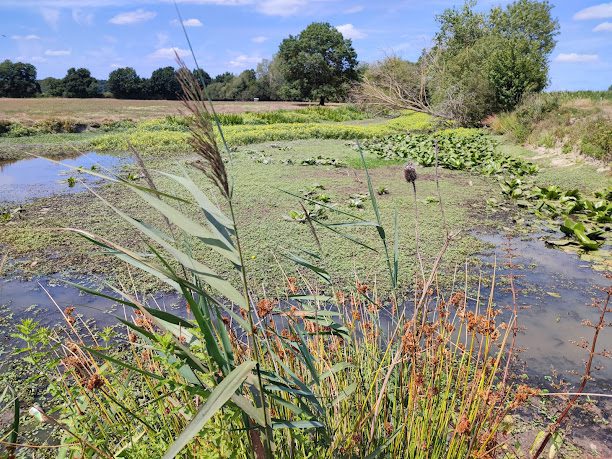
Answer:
[[363, 131, 538, 177], [300, 156, 345, 167], [500, 182, 611, 254], [363, 131, 610, 269]]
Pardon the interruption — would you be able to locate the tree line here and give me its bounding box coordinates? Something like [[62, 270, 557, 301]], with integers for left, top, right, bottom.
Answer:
[[1, 1, 566, 124], [0, 21, 358, 103]]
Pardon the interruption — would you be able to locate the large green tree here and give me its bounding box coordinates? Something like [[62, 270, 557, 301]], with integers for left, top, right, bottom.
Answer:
[[39, 77, 65, 97], [277, 22, 358, 105], [430, 0, 559, 123], [62, 67, 99, 98], [148, 66, 181, 100], [0, 60, 40, 98], [107, 67, 143, 99]]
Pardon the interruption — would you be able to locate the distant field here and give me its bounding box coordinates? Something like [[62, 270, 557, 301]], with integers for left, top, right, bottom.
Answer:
[[0, 98, 337, 123]]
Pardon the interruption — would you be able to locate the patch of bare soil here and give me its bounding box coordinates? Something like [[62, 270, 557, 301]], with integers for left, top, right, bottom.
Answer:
[[529, 145, 611, 173]]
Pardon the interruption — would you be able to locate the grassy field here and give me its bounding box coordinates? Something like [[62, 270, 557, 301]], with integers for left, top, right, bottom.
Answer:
[[0, 98, 334, 123]]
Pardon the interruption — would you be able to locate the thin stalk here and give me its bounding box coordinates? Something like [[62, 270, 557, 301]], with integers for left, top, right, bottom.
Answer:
[[228, 199, 274, 457]]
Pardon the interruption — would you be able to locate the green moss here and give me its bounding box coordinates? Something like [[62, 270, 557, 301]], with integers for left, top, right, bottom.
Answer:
[[1, 139, 495, 293]]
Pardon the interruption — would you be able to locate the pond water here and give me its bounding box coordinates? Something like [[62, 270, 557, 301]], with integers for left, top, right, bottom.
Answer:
[[0, 276, 181, 332], [1, 232, 609, 389], [478, 233, 611, 389], [0, 152, 126, 203]]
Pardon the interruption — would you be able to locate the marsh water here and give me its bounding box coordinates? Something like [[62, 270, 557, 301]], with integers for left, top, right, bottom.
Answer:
[[477, 233, 611, 389], [0, 152, 125, 202], [0, 152, 610, 390]]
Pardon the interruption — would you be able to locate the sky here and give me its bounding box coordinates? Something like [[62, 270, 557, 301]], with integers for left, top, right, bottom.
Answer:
[[0, 0, 610, 91]]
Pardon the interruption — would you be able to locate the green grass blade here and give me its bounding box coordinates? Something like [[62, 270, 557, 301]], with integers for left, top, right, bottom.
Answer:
[[83, 346, 166, 381], [283, 252, 331, 284]]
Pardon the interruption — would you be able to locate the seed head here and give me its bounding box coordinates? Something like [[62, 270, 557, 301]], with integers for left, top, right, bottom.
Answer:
[[403, 163, 417, 183]]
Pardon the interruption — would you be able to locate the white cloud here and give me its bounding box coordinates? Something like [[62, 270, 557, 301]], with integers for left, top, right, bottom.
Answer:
[[554, 53, 599, 63], [256, 0, 308, 16], [183, 18, 203, 27], [344, 5, 364, 14], [228, 54, 261, 67], [170, 18, 203, 27], [573, 3, 612, 20], [17, 55, 47, 63], [336, 23, 366, 39], [110, 9, 156, 25], [110, 63, 121, 68], [251, 35, 268, 43], [45, 49, 71, 56], [593, 21, 612, 31], [149, 47, 190, 60], [41, 8, 60, 29], [11, 34, 41, 40]]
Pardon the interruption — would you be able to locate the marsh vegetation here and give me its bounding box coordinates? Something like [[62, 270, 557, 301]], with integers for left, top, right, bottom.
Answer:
[[0, 1, 611, 458]]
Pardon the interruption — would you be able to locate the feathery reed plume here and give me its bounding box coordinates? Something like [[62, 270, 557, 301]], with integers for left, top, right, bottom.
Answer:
[[175, 57, 230, 199]]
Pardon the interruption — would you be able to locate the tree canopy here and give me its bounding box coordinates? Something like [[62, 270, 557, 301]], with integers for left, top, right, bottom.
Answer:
[[62, 67, 100, 98], [429, 0, 559, 123], [148, 66, 181, 100], [0, 60, 40, 98], [277, 22, 359, 105], [107, 67, 143, 99]]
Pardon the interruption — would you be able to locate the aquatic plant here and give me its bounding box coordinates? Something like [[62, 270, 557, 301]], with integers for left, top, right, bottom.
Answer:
[[363, 131, 538, 177]]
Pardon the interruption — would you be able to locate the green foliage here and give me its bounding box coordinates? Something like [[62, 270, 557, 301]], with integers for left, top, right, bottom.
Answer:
[[301, 156, 345, 167], [0, 59, 40, 98], [363, 131, 538, 176], [87, 110, 432, 153], [147, 66, 181, 100], [502, 181, 611, 252], [107, 67, 144, 99], [429, 0, 559, 124], [580, 118, 612, 160], [62, 67, 100, 98], [39, 76, 65, 97], [278, 22, 359, 105], [491, 92, 611, 161]]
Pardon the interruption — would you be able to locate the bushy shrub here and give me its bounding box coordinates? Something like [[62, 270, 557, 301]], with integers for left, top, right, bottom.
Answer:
[[580, 118, 612, 160], [4, 122, 37, 137], [100, 119, 136, 132], [0, 119, 12, 135], [514, 93, 560, 128], [33, 118, 83, 134]]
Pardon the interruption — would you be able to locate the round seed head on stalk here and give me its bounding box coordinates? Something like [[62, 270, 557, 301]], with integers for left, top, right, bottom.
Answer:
[[403, 163, 417, 184]]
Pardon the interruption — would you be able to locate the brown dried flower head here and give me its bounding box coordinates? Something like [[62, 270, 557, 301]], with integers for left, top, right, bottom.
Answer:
[[403, 163, 417, 183], [256, 298, 275, 318]]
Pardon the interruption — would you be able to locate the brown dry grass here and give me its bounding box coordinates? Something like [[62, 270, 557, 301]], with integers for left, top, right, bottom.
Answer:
[[0, 98, 335, 123]]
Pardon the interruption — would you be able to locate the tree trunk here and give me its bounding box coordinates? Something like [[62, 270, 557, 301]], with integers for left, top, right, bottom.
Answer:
[[319, 96, 325, 106]]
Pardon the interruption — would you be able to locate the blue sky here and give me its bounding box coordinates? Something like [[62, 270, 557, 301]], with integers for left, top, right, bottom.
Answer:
[[0, 1, 610, 90]]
